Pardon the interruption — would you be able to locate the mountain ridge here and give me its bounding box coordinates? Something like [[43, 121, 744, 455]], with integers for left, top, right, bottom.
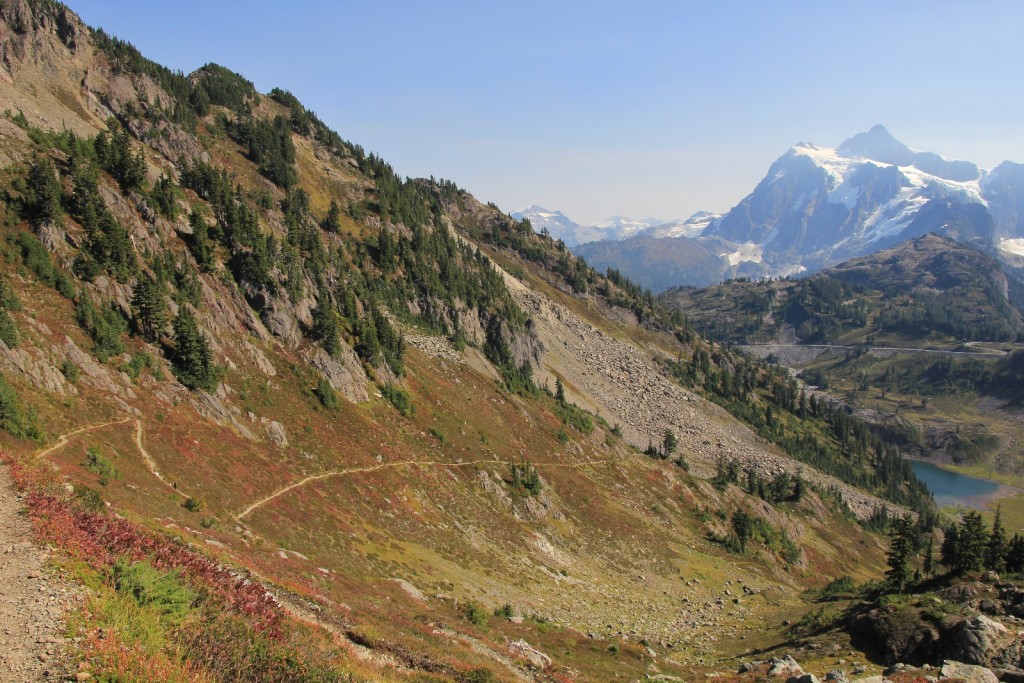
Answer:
[[548, 126, 1024, 292]]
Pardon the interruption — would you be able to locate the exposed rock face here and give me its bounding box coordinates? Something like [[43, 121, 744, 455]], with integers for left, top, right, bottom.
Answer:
[[850, 586, 1024, 673], [849, 606, 942, 665], [303, 346, 368, 403], [946, 615, 1013, 667]]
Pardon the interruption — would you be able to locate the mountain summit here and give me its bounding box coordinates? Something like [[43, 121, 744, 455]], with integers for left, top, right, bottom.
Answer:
[[701, 124, 1018, 275], [836, 123, 916, 165]]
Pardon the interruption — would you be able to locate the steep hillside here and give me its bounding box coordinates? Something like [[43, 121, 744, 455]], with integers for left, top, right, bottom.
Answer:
[[664, 234, 1024, 346], [662, 235, 1024, 486], [0, 2, 932, 681], [571, 235, 730, 291]]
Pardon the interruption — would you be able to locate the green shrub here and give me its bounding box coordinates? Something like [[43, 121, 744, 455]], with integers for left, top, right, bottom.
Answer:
[[112, 558, 196, 622], [0, 310, 18, 347], [314, 377, 338, 409], [493, 603, 514, 619], [556, 400, 593, 434], [464, 601, 489, 626], [0, 373, 41, 441], [382, 384, 414, 417], [61, 358, 80, 383], [84, 445, 119, 485], [73, 484, 106, 513]]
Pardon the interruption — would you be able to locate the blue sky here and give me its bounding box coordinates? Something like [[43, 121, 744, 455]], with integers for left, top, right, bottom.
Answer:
[[71, 1, 1024, 225]]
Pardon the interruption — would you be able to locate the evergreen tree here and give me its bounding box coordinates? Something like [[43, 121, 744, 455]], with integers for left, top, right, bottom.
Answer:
[[26, 155, 63, 225], [923, 535, 935, 578], [355, 312, 381, 366], [986, 505, 1008, 573], [960, 511, 989, 573], [886, 516, 917, 592], [171, 307, 218, 391], [321, 199, 342, 233], [731, 510, 753, 552], [555, 377, 565, 403], [311, 286, 340, 356], [1007, 534, 1024, 574], [131, 274, 167, 342], [941, 523, 961, 573], [662, 429, 678, 459]]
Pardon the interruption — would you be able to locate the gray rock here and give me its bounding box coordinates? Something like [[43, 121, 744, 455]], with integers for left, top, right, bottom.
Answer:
[[264, 420, 288, 447], [303, 346, 368, 403], [768, 655, 804, 677], [824, 672, 848, 683], [509, 639, 551, 670], [946, 615, 1011, 666], [940, 660, 999, 683], [786, 675, 820, 683]]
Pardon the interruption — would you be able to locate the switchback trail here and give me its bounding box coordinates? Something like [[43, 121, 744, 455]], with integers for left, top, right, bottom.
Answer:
[[235, 457, 611, 521], [133, 419, 187, 499], [33, 417, 133, 460], [36, 417, 188, 501]]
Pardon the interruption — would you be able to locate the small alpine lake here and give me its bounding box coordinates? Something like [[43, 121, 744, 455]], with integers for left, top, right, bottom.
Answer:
[[909, 460, 1008, 510]]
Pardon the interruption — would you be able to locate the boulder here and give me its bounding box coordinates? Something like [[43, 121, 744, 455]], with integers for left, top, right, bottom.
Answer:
[[945, 615, 1012, 666], [509, 639, 551, 670], [940, 660, 999, 683], [849, 607, 942, 665], [768, 655, 804, 677]]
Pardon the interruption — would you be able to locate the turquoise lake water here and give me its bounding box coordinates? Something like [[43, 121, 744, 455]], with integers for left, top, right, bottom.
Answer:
[[909, 460, 1001, 510]]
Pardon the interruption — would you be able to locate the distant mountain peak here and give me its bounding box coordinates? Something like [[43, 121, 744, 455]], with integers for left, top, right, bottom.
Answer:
[[837, 124, 915, 165]]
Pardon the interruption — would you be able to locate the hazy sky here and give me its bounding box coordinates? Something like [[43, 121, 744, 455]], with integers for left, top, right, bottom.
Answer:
[[71, 1, 1024, 225]]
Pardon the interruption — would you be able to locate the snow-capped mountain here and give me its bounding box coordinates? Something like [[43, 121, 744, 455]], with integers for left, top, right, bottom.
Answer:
[[512, 206, 675, 246], [703, 124, 1023, 274], [521, 127, 1024, 289], [512, 205, 582, 245], [639, 211, 722, 239], [593, 215, 665, 239]]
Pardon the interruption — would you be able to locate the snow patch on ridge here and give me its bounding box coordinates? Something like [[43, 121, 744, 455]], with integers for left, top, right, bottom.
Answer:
[[723, 242, 763, 266], [999, 238, 1024, 257]]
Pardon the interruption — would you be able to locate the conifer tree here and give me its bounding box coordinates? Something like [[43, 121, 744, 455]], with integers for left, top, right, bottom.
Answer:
[[886, 516, 917, 592], [26, 156, 63, 225], [986, 505, 1008, 573], [311, 286, 340, 356], [171, 307, 218, 391], [1007, 534, 1024, 574], [923, 535, 935, 578], [941, 523, 961, 573], [662, 429, 678, 459], [960, 511, 989, 573], [132, 274, 167, 342], [321, 199, 342, 233]]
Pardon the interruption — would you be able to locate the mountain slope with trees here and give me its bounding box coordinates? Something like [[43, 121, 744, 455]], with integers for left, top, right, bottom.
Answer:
[[0, 2, 940, 680]]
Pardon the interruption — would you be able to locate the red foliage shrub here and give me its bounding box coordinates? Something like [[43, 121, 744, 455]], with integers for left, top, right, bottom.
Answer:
[[4, 452, 283, 637]]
